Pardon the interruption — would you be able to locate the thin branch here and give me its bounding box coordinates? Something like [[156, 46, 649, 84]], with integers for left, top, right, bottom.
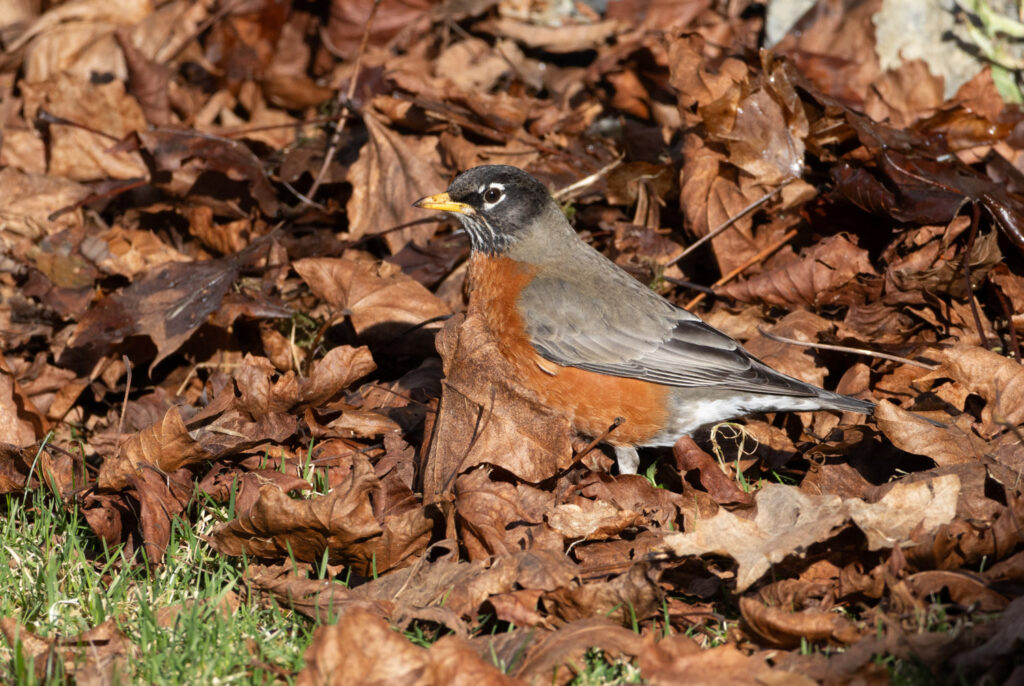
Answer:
[[164, 0, 247, 63], [551, 156, 625, 201], [963, 203, 991, 350], [305, 0, 384, 202], [684, 228, 798, 310], [666, 181, 790, 268], [175, 361, 241, 396], [755, 327, 939, 370], [221, 114, 341, 139], [116, 355, 133, 439], [281, 180, 327, 211], [992, 281, 1022, 363], [574, 417, 625, 462]]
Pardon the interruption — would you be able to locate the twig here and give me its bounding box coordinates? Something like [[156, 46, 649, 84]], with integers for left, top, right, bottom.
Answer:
[[175, 361, 241, 396], [289, 317, 302, 376], [551, 156, 625, 201], [684, 228, 798, 310], [992, 282, 1022, 363], [358, 383, 437, 411], [963, 203, 990, 351], [440, 384, 498, 495], [755, 327, 939, 370], [281, 180, 326, 211], [116, 355, 132, 439], [164, 0, 247, 64], [305, 0, 383, 202], [35, 109, 120, 141], [221, 114, 340, 138], [666, 182, 790, 268], [574, 417, 625, 462]]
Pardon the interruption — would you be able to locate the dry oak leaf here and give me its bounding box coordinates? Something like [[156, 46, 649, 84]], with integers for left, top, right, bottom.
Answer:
[[300, 345, 377, 407], [423, 314, 573, 499], [20, 74, 148, 181], [126, 467, 193, 563], [125, 128, 280, 216], [919, 344, 1024, 431], [541, 563, 663, 626], [296, 607, 430, 686], [699, 59, 808, 188], [426, 635, 522, 686], [293, 256, 450, 337], [234, 354, 302, 416], [90, 226, 190, 278], [480, 17, 624, 53], [98, 406, 212, 490], [66, 242, 269, 372], [0, 443, 73, 495], [673, 435, 752, 506], [209, 453, 431, 575], [668, 34, 749, 110], [661, 476, 959, 592], [640, 634, 816, 686], [873, 401, 986, 466], [716, 234, 876, 309], [846, 474, 960, 550], [7, 0, 151, 54], [246, 564, 392, 624], [739, 596, 862, 649], [346, 107, 448, 253], [297, 606, 516, 686], [0, 355, 47, 447], [208, 453, 382, 561], [905, 570, 1008, 613], [0, 616, 132, 685], [0, 167, 88, 237], [324, 0, 432, 58], [233, 346, 376, 416], [545, 499, 642, 541], [678, 133, 760, 275], [511, 617, 644, 684], [455, 467, 544, 559], [576, 472, 684, 530]]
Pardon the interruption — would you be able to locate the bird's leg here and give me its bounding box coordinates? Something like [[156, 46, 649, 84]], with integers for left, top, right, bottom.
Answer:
[[613, 446, 640, 475]]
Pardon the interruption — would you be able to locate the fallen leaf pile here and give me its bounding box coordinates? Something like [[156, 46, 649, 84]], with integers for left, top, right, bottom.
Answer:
[[2, 0, 1024, 683]]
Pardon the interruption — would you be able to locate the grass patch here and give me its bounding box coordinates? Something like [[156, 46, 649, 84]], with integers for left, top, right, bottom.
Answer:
[[0, 490, 651, 684], [0, 490, 312, 685]]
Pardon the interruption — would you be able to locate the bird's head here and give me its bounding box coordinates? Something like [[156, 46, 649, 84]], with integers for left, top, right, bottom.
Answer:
[[414, 165, 559, 255]]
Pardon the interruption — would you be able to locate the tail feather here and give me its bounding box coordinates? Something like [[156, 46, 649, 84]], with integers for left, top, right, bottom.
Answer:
[[816, 390, 874, 415]]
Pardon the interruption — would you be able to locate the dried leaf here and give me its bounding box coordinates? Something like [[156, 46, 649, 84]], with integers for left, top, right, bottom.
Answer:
[[716, 235, 876, 309], [662, 476, 959, 591], [424, 314, 573, 498], [296, 608, 430, 686], [546, 499, 642, 541], [346, 108, 448, 252], [98, 406, 212, 490], [293, 257, 450, 341]]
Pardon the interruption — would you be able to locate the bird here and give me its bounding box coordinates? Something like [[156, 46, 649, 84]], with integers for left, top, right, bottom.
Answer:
[[414, 165, 873, 474]]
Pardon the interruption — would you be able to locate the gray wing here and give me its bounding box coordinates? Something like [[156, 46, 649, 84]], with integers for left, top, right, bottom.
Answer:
[[519, 274, 816, 397]]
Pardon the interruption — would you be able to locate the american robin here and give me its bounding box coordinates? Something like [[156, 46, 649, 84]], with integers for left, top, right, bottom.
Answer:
[[414, 165, 872, 474]]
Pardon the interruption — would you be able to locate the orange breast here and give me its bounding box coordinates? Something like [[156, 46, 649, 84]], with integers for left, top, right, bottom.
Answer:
[[468, 254, 670, 446]]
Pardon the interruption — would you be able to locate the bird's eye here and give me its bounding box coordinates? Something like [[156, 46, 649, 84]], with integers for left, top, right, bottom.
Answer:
[[483, 187, 502, 203]]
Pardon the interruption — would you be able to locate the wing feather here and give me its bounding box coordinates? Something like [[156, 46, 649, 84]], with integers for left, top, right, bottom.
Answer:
[[520, 273, 816, 397]]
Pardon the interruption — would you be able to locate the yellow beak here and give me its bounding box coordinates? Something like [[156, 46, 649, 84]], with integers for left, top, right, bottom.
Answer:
[[413, 192, 473, 215]]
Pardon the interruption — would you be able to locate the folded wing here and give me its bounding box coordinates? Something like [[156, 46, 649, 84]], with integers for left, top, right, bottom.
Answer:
[[519, 274, 817, 397]]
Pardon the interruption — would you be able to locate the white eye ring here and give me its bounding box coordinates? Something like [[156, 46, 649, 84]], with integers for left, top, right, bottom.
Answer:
[[481, 182, 506, 209]]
